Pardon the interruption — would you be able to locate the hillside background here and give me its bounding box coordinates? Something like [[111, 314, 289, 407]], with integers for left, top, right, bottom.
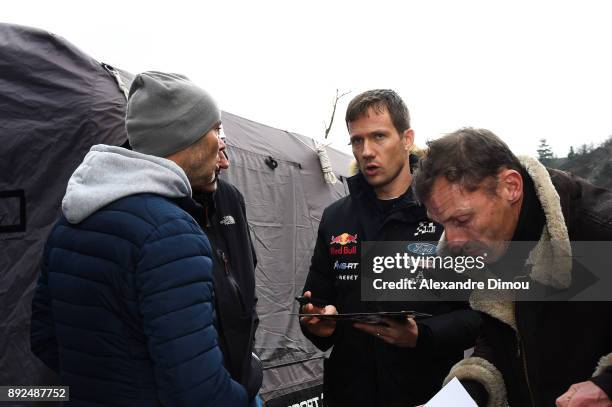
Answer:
[[538, 137, 612, 190]]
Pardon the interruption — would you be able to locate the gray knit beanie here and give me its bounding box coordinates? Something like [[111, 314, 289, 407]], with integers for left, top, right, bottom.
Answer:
[[126, 71, 221, 157]]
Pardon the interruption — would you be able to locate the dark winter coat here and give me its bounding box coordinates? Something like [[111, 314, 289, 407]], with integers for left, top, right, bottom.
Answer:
[[180, 179, 262, 399], [446, 156, 612, 407]]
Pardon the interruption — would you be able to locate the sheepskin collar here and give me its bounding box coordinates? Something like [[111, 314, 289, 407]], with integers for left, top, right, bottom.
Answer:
[[519, 156, 572, 289]]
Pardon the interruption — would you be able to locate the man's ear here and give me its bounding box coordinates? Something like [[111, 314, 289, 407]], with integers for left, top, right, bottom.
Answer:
[[403, 128, 414, 151], [498, 169, 523, 204]]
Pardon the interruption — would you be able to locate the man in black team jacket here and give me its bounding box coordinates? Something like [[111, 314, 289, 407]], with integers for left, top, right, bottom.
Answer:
[[177, 133, 263, 400], [300, 90, 481, 407]]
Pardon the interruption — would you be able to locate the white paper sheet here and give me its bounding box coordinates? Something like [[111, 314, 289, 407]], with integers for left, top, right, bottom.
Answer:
[[425, 377, 478, 407]]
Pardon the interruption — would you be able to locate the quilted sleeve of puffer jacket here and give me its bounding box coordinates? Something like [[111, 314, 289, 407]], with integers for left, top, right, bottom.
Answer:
[[135, 201, 249, 406]]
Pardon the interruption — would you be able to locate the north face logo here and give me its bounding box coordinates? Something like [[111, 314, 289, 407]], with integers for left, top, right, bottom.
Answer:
[[219, 215, 236, 226]]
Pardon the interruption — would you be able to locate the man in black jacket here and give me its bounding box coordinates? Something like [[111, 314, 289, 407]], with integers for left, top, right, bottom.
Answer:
[[178, 129, 263, 400], [414, 127, 612, 407], [300, 89, 481, 406]]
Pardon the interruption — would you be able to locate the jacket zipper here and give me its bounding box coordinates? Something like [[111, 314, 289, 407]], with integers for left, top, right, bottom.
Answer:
[[218, 249, 230, 276], [217, 249, 246, 312], [515, 303, 535, 407]]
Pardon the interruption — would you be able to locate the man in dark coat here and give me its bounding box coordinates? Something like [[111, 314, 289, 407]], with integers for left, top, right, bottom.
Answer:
[[30, 72, 255, 406], [299, 89, 481, 406], [183, 130, 263, 401], [414, 127, 612, 407]]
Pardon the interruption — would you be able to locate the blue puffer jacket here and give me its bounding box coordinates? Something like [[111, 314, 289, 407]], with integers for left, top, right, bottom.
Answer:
[[31, 145, 249, 406]]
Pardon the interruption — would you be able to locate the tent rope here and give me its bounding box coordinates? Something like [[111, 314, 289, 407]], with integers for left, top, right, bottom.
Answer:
[[102, 63, 129, 100], [290, 134, 338, 184], [314, 141, 338, 184]]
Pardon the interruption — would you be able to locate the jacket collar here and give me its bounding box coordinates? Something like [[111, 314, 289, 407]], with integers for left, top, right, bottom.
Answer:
[[347, 172, 416, 210], [465, 156, 572, 331], [520, 155, 572, 289], [346, 172, 424, 241], [173, 191, 217, 228]]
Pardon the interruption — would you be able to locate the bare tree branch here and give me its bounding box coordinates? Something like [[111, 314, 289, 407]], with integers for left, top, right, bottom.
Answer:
[[324, 89, 351, 139]]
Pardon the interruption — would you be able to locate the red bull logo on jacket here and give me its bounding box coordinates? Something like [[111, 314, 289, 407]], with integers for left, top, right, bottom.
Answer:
[[329, 233, 358, 246], [330, 246, 357, 255]]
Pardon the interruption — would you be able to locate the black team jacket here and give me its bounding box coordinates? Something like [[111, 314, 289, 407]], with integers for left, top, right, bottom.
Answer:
[[301, 171, 481, 407]]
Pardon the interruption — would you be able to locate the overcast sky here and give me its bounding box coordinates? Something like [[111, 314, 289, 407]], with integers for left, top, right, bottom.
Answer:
[[5, 0, 612, 157]]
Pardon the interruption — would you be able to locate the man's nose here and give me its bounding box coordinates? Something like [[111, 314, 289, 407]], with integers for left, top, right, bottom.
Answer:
[[362, 138, 375, 158], [444, 226, 468, 254]]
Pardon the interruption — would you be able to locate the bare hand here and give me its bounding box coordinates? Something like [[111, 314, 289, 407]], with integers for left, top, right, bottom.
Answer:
[[299, 291, 337, 337], [353, 316, 419, 347], [556, 381, 612, 407]]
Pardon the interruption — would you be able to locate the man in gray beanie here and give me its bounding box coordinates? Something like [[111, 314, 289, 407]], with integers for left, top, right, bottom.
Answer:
[[31, 71, 256, 406]]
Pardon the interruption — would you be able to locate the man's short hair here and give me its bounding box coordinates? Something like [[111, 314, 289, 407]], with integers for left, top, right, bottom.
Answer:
[[345, 89, 410, 134], [413, 127, 523, 202]]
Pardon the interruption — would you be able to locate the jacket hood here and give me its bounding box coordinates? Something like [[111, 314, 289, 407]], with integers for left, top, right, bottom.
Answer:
[[62, 144, 192, 224]]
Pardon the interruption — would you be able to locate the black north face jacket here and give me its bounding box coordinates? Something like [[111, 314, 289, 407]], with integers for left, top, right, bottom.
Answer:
[[301, 172, 481, 407], [178, 179, 262, 400]]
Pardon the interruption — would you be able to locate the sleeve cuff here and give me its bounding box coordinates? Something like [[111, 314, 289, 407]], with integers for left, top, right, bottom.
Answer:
[[444, 356, 507, 407], [593, 353, 612, 377], [592, 353, 612, 400], [591, 369, 612, 401], [299, 321, 336, 351]]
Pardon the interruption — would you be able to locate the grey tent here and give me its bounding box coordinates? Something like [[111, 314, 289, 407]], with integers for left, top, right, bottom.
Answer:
[[0, 23, 130, 388], [0, 23, 353, 405], [220, 113, 352, 404]]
